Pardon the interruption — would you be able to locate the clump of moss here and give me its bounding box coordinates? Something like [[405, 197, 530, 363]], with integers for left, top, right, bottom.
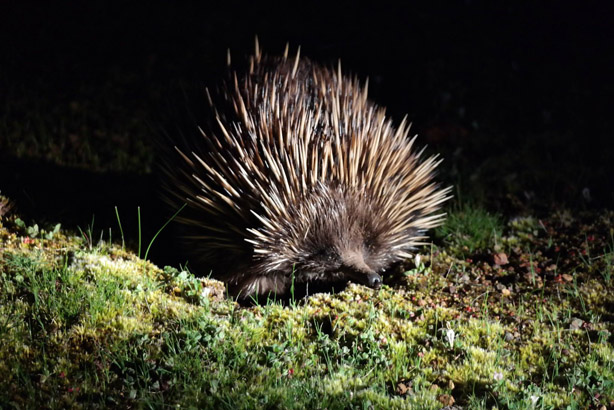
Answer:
[[435, 204, 504, 255]]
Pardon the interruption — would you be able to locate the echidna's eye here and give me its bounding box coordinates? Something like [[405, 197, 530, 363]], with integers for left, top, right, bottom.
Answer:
[[313, 247, 338, 263], [363, 236, 380, 255]]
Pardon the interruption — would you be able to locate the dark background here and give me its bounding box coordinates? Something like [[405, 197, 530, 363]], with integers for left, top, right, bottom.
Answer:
[[1, 1, 612, 265]]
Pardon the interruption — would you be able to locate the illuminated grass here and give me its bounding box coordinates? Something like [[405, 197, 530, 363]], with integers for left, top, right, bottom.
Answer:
[[0, 210, 613, 408]]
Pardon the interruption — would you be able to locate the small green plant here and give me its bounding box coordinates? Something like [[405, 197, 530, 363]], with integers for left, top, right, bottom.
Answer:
[[435, 203, 503, 254], [404, 253, 432, 276], [114, 206, 126, 249], [113, 203, 186, 260], [77, 215, 100, 250], [15, 218, 61, 240]]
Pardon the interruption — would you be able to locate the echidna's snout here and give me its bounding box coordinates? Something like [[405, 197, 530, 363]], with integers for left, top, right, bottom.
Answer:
[[340, 249, 382, 290], [341, 264, 382, 290], [365, 272, 383, 289]]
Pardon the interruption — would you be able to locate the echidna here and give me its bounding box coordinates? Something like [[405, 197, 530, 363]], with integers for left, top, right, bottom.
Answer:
[[164, 41, 451, 299]]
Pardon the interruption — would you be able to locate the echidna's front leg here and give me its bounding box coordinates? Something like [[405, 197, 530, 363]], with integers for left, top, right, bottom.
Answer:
[[230, 273, 290, 300]]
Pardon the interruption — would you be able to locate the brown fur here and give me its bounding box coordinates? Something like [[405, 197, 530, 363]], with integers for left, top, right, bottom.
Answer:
[[164, 42, 451, 299]]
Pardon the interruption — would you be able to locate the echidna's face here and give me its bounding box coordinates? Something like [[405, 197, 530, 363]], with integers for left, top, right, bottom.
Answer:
[[303, 245, 384, 289], [285, 185, 404, 290]]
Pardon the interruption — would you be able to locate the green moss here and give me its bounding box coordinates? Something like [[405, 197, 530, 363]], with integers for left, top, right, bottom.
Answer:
[[435, 203, 504, 255], [1, 210, 614, 408]]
